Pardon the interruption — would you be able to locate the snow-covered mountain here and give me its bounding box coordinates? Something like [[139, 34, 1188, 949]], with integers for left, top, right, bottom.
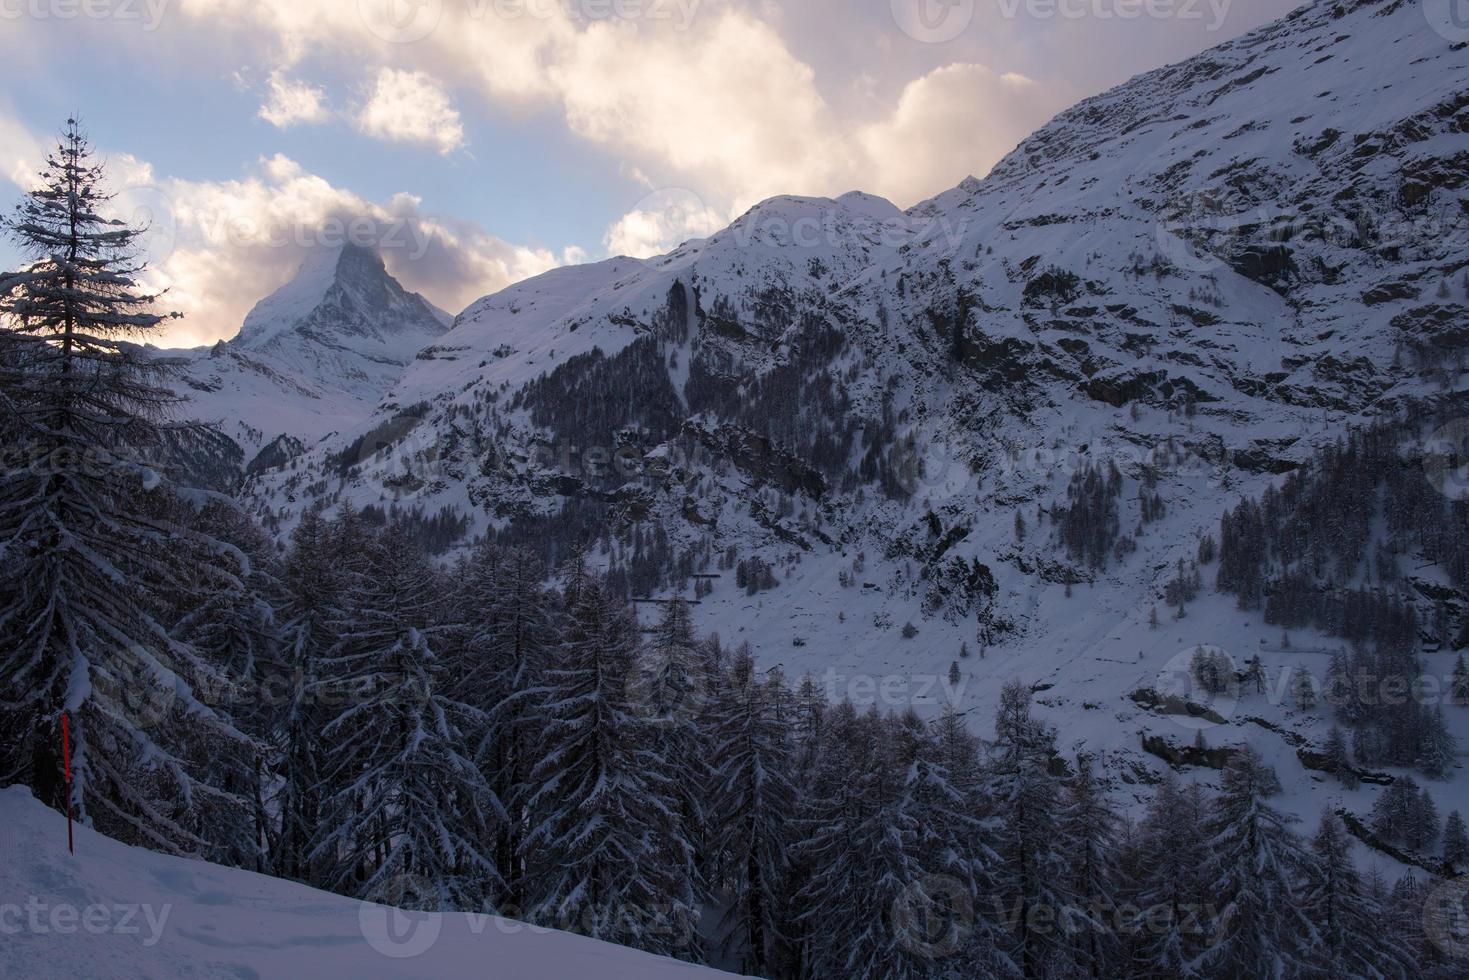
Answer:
[[155, 243, 450, 484], [0, 786, 736, 980], [234, 0, 1467, 851]]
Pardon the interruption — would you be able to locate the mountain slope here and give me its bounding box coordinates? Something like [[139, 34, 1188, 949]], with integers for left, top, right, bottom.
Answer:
[[238, 0, 1469, 844], [0, 786, 737, 980], [155, 244, 450, 483]]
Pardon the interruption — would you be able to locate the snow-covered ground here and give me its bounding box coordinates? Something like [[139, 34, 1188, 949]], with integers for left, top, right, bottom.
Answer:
[[159, 0, 1469, 876], [0, 786, 738, 980]]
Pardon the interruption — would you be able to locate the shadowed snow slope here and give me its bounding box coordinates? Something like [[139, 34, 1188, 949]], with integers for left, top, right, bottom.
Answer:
[[0, 786, 737, 980]]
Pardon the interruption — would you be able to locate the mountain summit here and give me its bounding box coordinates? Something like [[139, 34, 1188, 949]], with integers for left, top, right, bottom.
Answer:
[[235, 243, 449, 357], [161, 244, 451, 475]]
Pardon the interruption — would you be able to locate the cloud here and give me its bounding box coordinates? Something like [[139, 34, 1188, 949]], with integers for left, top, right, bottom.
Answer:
[[602, 187, 727, 258], [2, 1, 1115, 340], [552, 12, 855, 211], [354, 68, 466, 155], [0, 109, 569, 347], [859, 65, 1069, 207], [258, 71, 331, 128], [0, 107, 48, 190], [137, 154, 557, 345], [171, 2, 1071, 216]]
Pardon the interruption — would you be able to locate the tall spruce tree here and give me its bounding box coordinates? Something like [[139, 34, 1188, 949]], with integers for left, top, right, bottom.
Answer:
[[1133, 774, 1210, 978], [0, 119, 252, 851], [167, 499, 282, 870], [1058, 752, 1123, 978], [271, 508, 349, 884], [903, 709, 1013, 978], [794, 706, 944, 980], [1322, 725, 1358, 790], [1444, 811, 1469, 874], [633, 597, 714, 893]]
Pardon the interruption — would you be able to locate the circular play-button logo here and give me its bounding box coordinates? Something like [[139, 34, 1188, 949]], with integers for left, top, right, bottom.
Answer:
[[891, 0, 975, 43]]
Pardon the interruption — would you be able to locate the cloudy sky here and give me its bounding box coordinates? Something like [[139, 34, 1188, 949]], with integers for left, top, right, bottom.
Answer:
[[0, 0, 1298, 346]]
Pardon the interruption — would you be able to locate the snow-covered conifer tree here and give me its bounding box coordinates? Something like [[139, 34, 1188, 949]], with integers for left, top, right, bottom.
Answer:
[[1197, 746, 1311, 978], [1370, 775, 1421, 846], [707, 647, 797, 975], [310, 521, 500, 909], [632, 597, 713, 890], [987, 679, 1069, 977], [168, 499, 282, 869], [1301, 808, 1418, 978], [520, 570, 698, 958], [440, 542, 555, 909], [1418, 705, 1457, 780], [1133, 774, 1210, 977], [1443, 810, 1469, 874], [1058, 752, 1123, 978], [794, 706, 947, 980], [1451, 655, 1469, 707], [1406, 785, 1441, 852], [1322, 725, 1358, 790], [0, 119, 253, 851], [272, 508, 346, 885]]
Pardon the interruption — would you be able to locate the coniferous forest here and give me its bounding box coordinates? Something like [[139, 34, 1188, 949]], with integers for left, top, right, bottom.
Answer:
[[3, 125, 1467, 979]]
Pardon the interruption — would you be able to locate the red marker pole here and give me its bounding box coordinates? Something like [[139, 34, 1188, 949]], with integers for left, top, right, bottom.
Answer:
[[62, 712, 73, 855]]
